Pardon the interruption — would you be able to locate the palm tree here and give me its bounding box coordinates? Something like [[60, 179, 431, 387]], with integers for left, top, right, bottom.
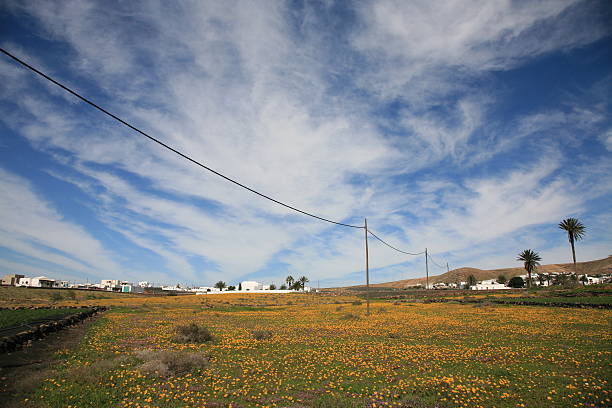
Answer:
[[558, 218, 586, 279], [298, 276, 309, 291], [214, 281, 226, 290], [285, 276, 294, 288], [517, 249, 541, 288]]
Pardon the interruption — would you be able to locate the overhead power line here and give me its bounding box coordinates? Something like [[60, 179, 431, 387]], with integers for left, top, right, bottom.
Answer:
[[366, 229, 425, 256], [427, 253, 446, 269], [0, 48, 363, 229]]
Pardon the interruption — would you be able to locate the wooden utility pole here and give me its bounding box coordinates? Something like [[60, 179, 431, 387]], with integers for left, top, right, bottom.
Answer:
[[365, 218, 370, 316], [425, 248, 429, 290], [447, 262, 450, 274]]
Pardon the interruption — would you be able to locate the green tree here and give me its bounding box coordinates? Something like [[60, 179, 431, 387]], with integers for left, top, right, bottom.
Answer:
[[508, 276, 525, 288], [558, 218, 586, 279], [517, 249, 541, 288], [238, 282, 242, 291], [467, 275, 477, 288], [497, 275, 507, 285], [214, 281, 226, 290], [227, 285, 236, 291], [269, 284, 277, 290], [298, 276, 309, 290], [286, 275, 295, 288], [279, 284, 287, 290]]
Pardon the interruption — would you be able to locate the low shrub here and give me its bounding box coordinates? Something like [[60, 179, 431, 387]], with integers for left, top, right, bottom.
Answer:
[[340, 312, 360, 320], [136, 350, 209, 377], [174, 323, 214, 343], [50, 292, 63, 301], [351, 300, 363, 306], [251, 329, 273, 340], [335, 306, 344, 311]]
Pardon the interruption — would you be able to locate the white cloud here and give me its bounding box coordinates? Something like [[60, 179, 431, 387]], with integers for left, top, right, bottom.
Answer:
[[1, 0, 610, 285], [601, 129, 612, 151], [0, 168, 121, 279]]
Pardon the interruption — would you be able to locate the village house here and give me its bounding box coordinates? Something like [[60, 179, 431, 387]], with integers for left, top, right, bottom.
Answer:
[[240, 281, 263, 291], [17, 276, 55, 288], [471, 279, 511, 291], [1, 274, 24, 286]]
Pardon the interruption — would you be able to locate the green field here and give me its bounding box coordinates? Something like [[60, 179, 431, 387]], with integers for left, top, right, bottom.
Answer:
[[0, 308, 81, 329]]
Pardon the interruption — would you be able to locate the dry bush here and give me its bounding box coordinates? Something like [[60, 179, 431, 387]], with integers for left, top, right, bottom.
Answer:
[[351, 300, 363, 306], [377, 307, 388, 313], [64, 356, 128, 384], [335, 305, 344, 311], [251, 329, 273, 340], [173, 322, 214, 343], [340, 312, 360, 320], [136, 350, 208, 377]]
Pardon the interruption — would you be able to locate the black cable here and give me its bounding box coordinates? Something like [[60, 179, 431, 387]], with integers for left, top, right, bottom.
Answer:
[[366, 229, 425, 256], [0, 48, 364, 229], [427, 253, 445, 269]]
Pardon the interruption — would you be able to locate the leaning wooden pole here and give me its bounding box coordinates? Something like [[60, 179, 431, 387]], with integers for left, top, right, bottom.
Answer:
[[365, 218, 370, 316]]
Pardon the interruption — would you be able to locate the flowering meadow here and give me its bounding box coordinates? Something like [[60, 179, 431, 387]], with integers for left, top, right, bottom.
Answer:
[[17, 293, 612, 407]]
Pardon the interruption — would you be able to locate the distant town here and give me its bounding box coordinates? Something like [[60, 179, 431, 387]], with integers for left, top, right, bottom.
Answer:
[[2, 269, 609, 294], [0, 274, 312, 294]]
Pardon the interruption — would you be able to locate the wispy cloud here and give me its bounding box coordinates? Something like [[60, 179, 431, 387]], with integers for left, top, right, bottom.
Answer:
[[0, 0, 610, 285]]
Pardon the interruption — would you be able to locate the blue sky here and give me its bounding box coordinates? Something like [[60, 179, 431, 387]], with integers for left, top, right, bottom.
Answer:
[[0, 0, 611, 287]]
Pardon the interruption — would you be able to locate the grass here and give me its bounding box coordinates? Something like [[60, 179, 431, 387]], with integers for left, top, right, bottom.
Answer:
[[0, 308, 81, 329], [0, 286, 142, 308], [6, 291, 611, 408]]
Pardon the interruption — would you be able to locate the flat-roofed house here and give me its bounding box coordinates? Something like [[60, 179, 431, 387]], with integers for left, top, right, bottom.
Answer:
[[1, 274, 24, 286]]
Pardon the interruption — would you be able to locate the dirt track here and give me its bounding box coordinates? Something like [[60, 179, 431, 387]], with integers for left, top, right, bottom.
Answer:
[[0, 315, 100, 408]]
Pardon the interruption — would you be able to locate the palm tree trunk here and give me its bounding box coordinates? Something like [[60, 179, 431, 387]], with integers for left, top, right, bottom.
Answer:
[[570, 236, 579, 282], [527, 269, 531, 288]]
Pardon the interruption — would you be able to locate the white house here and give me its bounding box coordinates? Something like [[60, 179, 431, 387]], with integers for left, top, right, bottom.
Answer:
[[138, 281, 152, 288], [17, 276, 55, 288], [241, 281, 263, 291], [191, 286, 222, 293], [101, 279, 121, 290], [581, 275, 603, 285], [471, 279, 511, 290]]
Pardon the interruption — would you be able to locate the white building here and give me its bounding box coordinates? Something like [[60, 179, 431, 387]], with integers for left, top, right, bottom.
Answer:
[[161, 285, 185, 291], [138, 281, 152, 288], [471, 279, 511, 290], [240, 281, 263, 291], [17, 276, 55, 288], [191, 286, 222, 293], [101, 279, 121, 290]]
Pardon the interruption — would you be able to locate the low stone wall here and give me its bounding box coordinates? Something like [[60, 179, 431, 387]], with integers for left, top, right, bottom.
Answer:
[[422, 298, 611, 309], [0, 306, 107, 353]]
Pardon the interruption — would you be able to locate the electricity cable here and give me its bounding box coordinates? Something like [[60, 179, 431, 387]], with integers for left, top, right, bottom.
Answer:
[[427, 253, 446, 269], [366, 229, 425, 256], [0, 48, 364, 229]]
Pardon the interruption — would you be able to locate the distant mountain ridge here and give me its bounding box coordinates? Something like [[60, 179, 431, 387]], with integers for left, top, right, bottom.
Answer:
[[368, 256, 612, 288]]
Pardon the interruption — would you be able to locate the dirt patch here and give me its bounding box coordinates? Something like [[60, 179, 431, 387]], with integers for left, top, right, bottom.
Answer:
[[0, 315, 100, 407]]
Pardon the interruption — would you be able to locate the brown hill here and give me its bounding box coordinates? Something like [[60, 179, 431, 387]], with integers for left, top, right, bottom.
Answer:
[[369, 256, 612, 288]]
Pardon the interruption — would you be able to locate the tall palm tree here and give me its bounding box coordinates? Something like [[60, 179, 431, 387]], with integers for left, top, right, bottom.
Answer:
[[298, 276, 309, 291], [558, 218, 586, 279], [517, 249, 541, 288], [285, 275, 294, 288]]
